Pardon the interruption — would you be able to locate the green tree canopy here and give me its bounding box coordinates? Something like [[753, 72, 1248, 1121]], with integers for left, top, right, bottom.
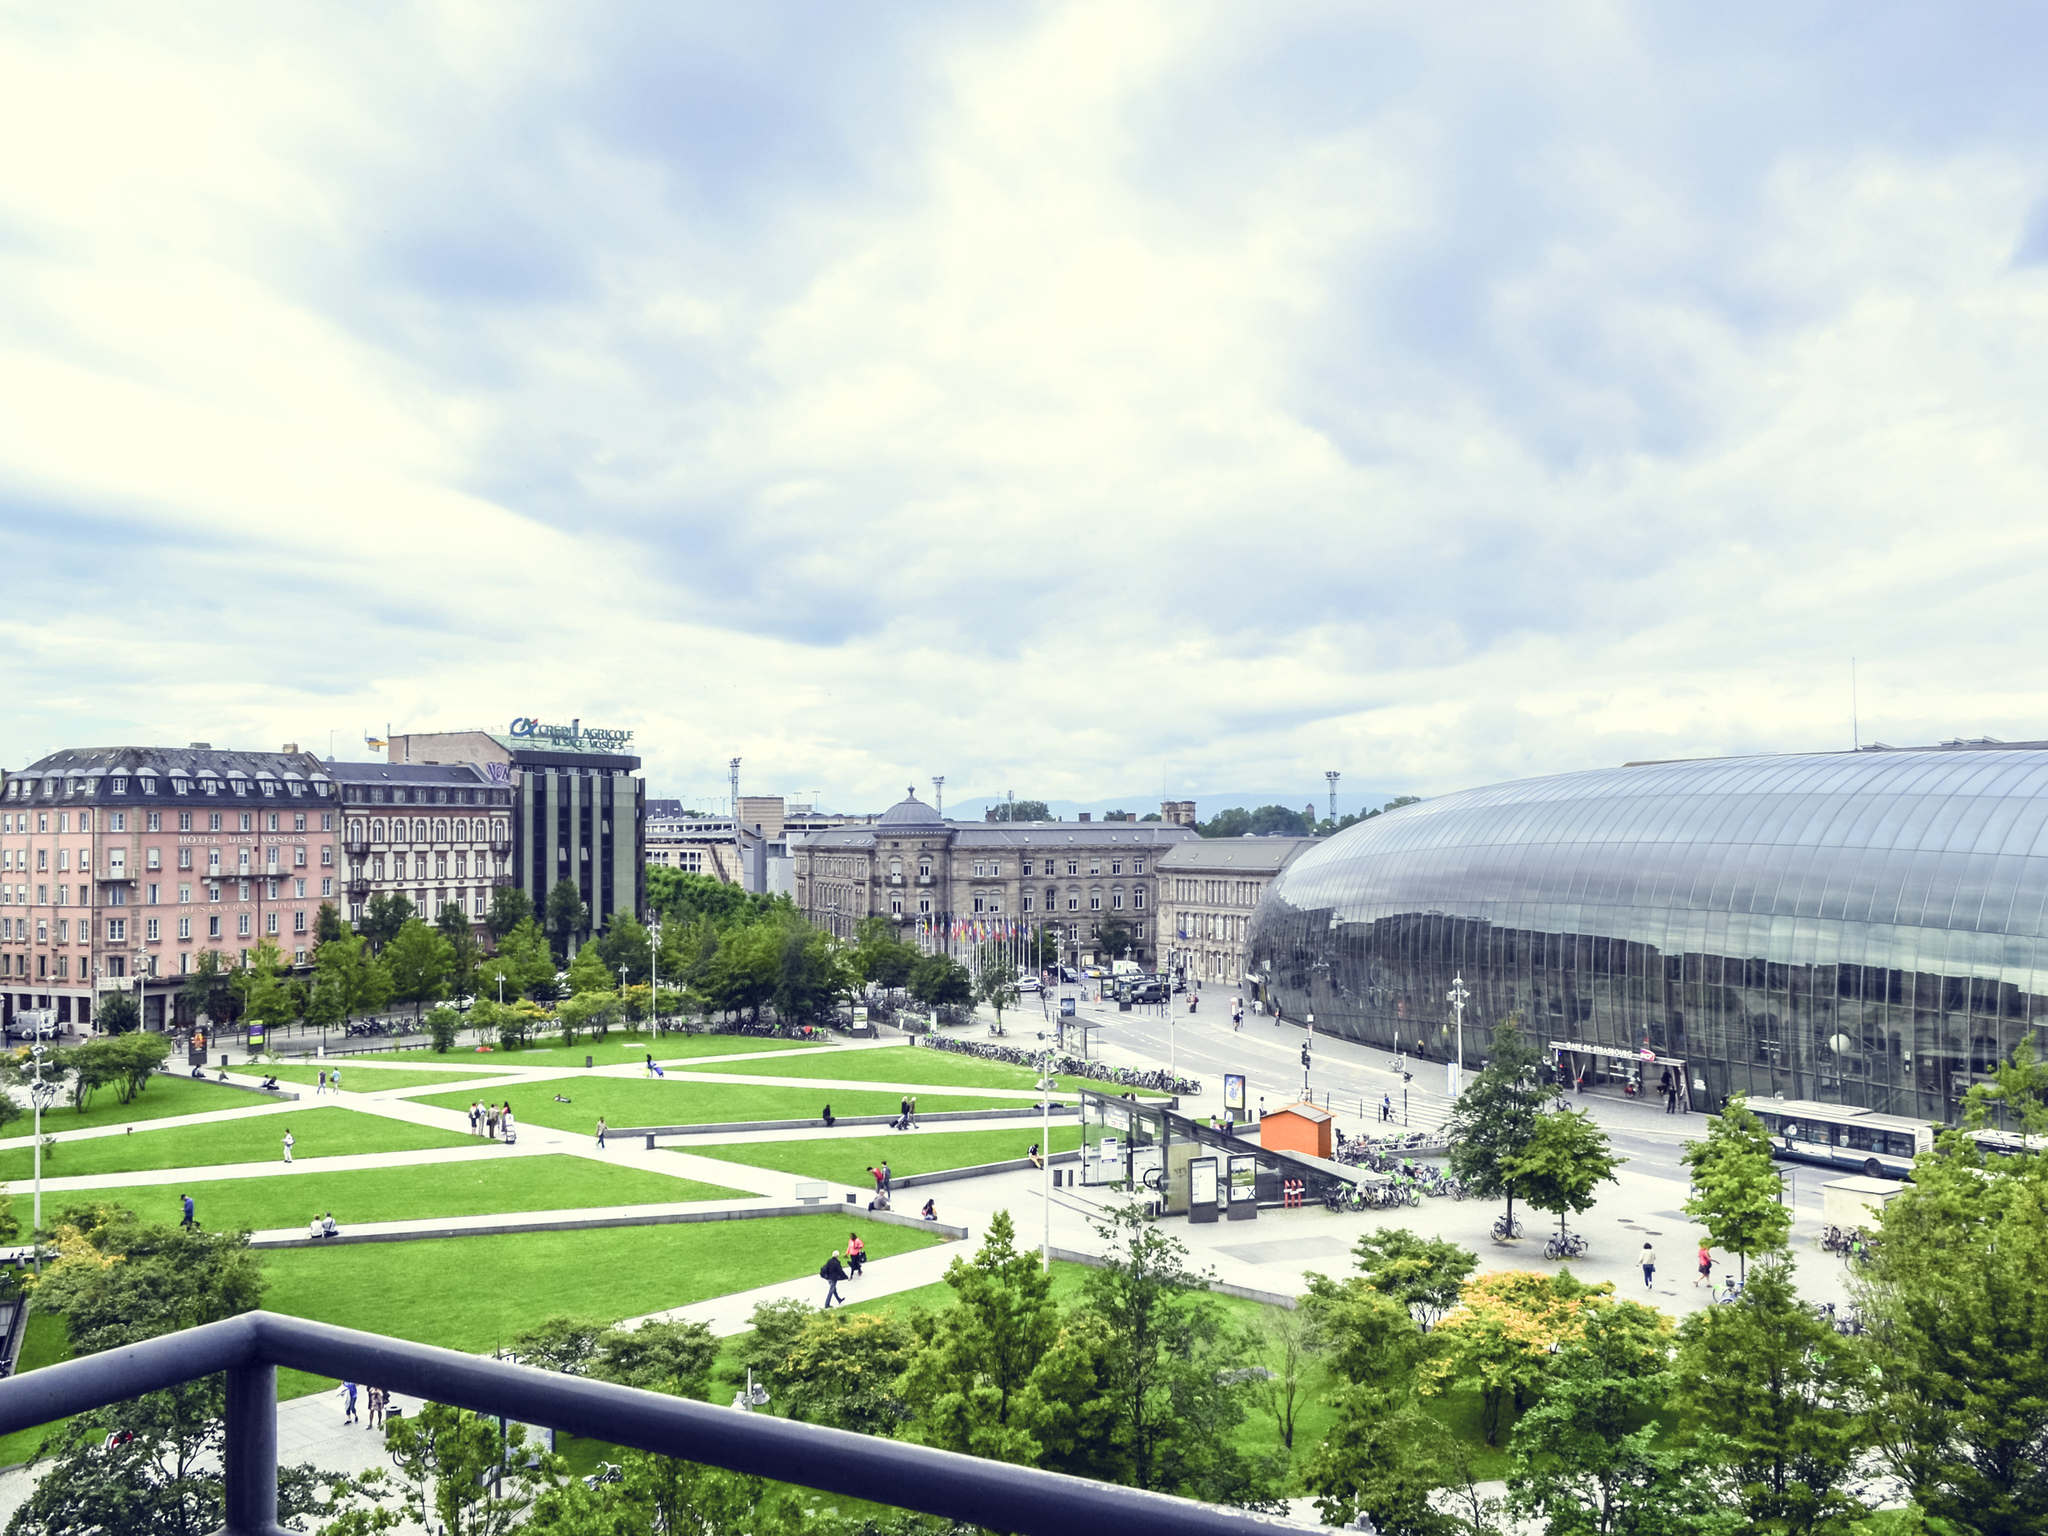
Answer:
[[1681, 1097, 1792, 1280], [596, 912, 654, 984], [1347, 1227, 1477, 1331], [567, 937, 615, 996], [231, 938, 300, 1028], [486, 882, 534, 940], [908, 953, 973, 1011], [544, 877, 590, 961], [1506, 1106, 1622, 1239], [1095, 916, 1136, 961], [437, 901, 480, 1003], [384, 917, 454, 1018], [94, 990, 139, 1035], [986, 799, 1053, 822], [313, 899, 344, 946], [1198, 804, 1315, 838], [975, 959, 1022, 1030], [177, 949, 243, 1029], [359, 890, 415, 951], [1446, 1019, 1552, 1230]]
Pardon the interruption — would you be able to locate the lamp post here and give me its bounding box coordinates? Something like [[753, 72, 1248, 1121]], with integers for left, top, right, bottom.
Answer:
[[1039, 1046, 1053, 1273], [29, 1045, 55, 1274], [648, 917, 662, 1033], [1446, 974, 1470, 1099]]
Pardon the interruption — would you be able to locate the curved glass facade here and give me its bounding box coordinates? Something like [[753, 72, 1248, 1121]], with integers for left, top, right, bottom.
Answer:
[[1247, 749, 2048, 1123]]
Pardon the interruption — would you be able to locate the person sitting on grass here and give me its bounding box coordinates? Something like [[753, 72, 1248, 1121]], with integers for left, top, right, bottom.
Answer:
[[1028, 1142, 1043, 1169]]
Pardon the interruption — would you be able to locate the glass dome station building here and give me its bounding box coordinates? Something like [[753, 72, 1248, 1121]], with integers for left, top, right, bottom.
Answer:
[[1247, 746, 2048, 1124]]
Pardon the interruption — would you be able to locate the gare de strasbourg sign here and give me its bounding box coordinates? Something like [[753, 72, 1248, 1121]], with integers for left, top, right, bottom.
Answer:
[[507, 717, 634, 749]]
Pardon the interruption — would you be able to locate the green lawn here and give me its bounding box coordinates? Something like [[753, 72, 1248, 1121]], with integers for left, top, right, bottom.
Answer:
[[359, 1034, 833, 1069], [0, 1311, 74, 1466], [0, 1108, 474, 1182], [687, 1125, 1085, 1185], [259, 1062, 519, 1092], [55, 1155, 746, 1234], [411, 1078, 1022, 1134], [260, 1215, 948, 1399], [680, 1045, 1166, 1098], [21, 1072, 282, 1134]]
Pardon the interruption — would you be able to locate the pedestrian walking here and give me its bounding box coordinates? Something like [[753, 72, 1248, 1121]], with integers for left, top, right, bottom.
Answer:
[[645, 1052, 655, 1077], [1640, 1241, 1656, 1289], [1257, 1097, 1266, 1120], [180, 1192, 195, 1230], [367, 1385, 387, 1428], [1380, 1095, 1393, 1123], [341, 1380, 359, 1424], [847, 1232, 865, 1277], [880, 1160, 892, 1195], [821, 1250, 847, 1307], [1696, 1244, 1713, 1287], [331, 1066, 342, 1092], [282, 1129, 295, 1163], [317, 1069, 328, 1095], [595, 1116, 608, 1149]]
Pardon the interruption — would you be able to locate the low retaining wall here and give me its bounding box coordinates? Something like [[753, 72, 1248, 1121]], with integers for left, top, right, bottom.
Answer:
[[626, 1104, 1079, 1138], [890, 1149, 1081, 1190], [155, 1069, 295, 1102], [254, 1203, 971, 1250], [1041, 1245, 1298, 1310]]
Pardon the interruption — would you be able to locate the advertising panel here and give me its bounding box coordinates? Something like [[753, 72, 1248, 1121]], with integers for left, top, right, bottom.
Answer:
[[1188, 1156, 1219, 1222], [1223, 1073, 1246, 1115]]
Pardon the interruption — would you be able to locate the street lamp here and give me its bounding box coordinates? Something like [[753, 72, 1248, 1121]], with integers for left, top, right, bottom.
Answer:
[[648, 916, 662, 1033], [1446, 974, 1470, 1099], [29, 1045, 56, 1274]]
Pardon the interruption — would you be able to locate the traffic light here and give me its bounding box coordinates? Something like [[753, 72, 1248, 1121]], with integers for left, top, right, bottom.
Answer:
[[1300, 1043, 1311, 1069]]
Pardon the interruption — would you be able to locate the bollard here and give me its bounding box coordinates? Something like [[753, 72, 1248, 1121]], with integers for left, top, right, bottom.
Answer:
[[645, 1134, 655, 1151], [586, 1055, 594, 1069]]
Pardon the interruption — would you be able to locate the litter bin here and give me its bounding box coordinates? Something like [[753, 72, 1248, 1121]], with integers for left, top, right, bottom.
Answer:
[[1119, 999, 1132, 1013]]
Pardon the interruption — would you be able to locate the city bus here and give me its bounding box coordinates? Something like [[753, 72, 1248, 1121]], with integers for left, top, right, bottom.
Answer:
[[1746, 1097, 1935, 1180]]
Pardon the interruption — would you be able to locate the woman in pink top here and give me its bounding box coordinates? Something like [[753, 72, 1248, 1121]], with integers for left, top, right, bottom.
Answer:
[[846, 1233, 866, 1278]]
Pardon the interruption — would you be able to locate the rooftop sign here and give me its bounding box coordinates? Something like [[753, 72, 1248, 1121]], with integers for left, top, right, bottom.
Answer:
[[508, 718, 634, 749]]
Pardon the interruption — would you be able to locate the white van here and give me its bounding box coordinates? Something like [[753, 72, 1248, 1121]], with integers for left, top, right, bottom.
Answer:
[[1110, 959, 1143, 979]]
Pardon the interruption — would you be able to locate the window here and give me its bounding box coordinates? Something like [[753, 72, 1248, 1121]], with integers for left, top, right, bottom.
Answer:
[[110, 812, 125, 833], [1066, 860, 1078, 876], [209, 885, 221, 903], [239, 813, 252, 831], [1134, 860, 1146, 876], [239, 881, 250, 901], [294, 813, 306, 831], [321, 812, 333, 830], [1111, 859, 1122, 876], [320, 878, 332, 897], [918, 897, 932, 915], [266, 879, 279, 900], [266, 813, 278, 831], [434, 819, 448, 841], [1134, 887, 1146, 909], [435, 854, 447, 878], [294, 878, 306, 897], [265, 912, 279, 935], [1067, 894, 1080, 911], [179, 849, 193, 870], [1112, 888, 1124, 910], [57, 813, 68, 833], [1023, 895, 1035, 912], [294, 846, 306, 867], [56, 848, 68, 873], [178, 916, 191, 939], [145, 917, 159, 941], [237, 913, 251, 938], [295, 948, 308, 965], [1090, 859, 1101, 875], [918, 860, 932, 879], [372, 819, 386, 842], [107, 917, 126, 942], [208, 812, 222, 831], [178, 811, 192, 831], [55, 919, 68, 943], [208, 916, 221, 938], [147, 882, 159, 904], [1089, 890, 1102, 911], [179, 884, 191, 903]]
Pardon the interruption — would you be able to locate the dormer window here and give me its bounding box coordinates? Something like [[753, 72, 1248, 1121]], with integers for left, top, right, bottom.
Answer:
[[110, 777, 128, 795]]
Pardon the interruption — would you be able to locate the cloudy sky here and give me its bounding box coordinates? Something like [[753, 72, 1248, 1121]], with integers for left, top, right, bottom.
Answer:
[[4, 3, 2046, 816]]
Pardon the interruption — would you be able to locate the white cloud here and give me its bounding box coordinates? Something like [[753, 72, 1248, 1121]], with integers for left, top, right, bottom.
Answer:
[[3, 2, 2048, 814]]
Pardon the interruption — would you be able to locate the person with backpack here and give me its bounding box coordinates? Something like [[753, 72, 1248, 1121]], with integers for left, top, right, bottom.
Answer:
[[821, 1250, 847, 1307]]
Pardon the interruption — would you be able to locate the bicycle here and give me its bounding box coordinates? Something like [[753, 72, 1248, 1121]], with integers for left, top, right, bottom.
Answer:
[[1491, 1214, 1523, 1242], [1542, 1231, 1588, 1261]]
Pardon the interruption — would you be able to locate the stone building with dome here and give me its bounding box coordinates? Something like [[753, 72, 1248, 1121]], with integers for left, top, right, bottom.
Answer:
[[792, 787, 1199, 965]]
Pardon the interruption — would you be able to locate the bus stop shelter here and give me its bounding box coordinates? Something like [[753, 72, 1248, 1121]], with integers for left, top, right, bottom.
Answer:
[[1549, 1039, 1692, 1111]]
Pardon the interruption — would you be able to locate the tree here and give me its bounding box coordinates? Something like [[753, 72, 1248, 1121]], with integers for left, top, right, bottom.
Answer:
[[95, 990, 139, 1035], [1447, 1020, 1551, 1233], [1254, 1308, 1310, 1452], [898, 1210, 1057, 1464], [232, 938, 299, 1027], [1855, 1125, 2048, 1535], [424, 1004, 463, 1053], [438, 901, 480, 1003], [177, 948, 243, 1028], [359, 890, 415, 952], [1199, 804, 1313, 838], [975, 961, 1022, 1033], [525, 1452, 767, 1536], [592, 1317, 717, 1396], [1095, 917, 1135, 961], [384, 917, 454, 1018], [308, 927, 392, 1031], [49, 1035, 167, 1112], [1305, 1379, 1475, 1536], [1425, 1268, 1609, 1445], [507, 1314, 607, 1376], [1347, 1228, 1478, 1332], [767, 917, 849, 1026], [486, 882, 533, 941], [1507, 1107, 1622, 1242], [766, 1308, 921, 1436], [14, 1212, 368, 1535], [850, 918, 917, 995], [908, 953, 973, 1011], [567, 938, 614, 996], [1506, 1301, 1733, 1536], [1681, 1097, 1792, 1281], [314, 899, 344, 946], [485, 916, 557, 1002], [545, 878, 590, 962], [596, 913, 653, 985], [385, 1400, 559, 1536], [1675, 1259, 1865, 1536], [1066, 1200, 1270, 1504], [985, 799, 1053, 823]]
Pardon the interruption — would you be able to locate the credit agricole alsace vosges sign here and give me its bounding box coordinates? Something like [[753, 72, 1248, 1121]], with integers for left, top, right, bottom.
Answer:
[[508, 718, 635, 748]]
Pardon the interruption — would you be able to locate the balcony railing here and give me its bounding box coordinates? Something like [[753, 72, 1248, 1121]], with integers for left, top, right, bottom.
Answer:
[[0, 1311, 1272, 1536]]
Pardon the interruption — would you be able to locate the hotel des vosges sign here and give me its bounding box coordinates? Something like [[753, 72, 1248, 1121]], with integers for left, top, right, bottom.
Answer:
[[507, 718, 634, 749]]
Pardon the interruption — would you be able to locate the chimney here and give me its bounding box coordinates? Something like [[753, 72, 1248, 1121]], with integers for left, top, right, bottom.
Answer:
[[281, 742, 299, 754], [1078, 812, 1092, 822], [189, 742, 211, 750]]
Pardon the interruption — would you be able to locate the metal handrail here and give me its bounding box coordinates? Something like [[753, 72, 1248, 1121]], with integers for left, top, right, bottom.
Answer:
[[0, 1310, 1291, 1536]]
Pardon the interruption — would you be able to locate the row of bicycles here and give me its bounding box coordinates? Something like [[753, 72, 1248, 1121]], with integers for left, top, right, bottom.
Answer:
[[1820, 1225, 1880, 1262], [913, 1033, 1202, 1097]]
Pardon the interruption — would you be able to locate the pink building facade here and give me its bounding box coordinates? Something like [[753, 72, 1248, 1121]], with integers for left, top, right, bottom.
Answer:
[[1, 746, 341, 1033]]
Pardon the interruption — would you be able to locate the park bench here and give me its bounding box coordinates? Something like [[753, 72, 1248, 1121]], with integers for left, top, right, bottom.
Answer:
[[794, 1180, 830, 1205]]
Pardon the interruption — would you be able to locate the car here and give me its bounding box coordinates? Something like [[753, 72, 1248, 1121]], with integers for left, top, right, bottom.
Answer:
[[1084, 965, 1109, 980], [1016, 976, 1042, 993]]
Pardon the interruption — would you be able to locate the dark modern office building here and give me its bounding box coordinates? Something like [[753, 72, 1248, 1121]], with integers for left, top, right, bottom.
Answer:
[[1247, 745, 2048, 1124], [387, 728, 645, 948]]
